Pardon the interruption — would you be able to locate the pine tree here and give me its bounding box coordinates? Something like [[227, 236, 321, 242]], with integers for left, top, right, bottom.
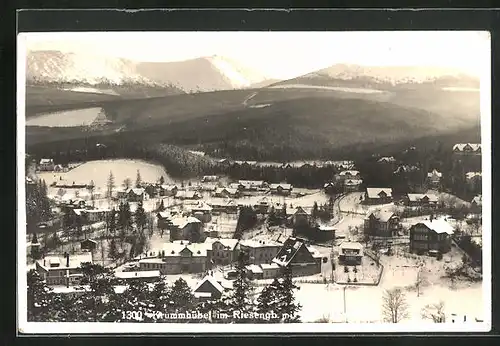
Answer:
[[27, 269, 54, 321], [275, 266, 302, 322], [159, 175, 165, 185], [312, 202, 319, 220], [30, 233, 42, 260], [108, 208, 116, 235], [108, 238, 119, 260], [106, 171, 115, 200], [151, 276, 170, 312], [158, 199, 165, 212], [167, 278, 195, 313], [135, 169, 142, 188], [118, 202, 132, 236], [256, 278, 281, 323], [224, 251, 255, 322], [135, 202, 147, 231]]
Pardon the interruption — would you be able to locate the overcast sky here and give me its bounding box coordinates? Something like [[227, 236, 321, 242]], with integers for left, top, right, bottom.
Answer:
[[23, 31, 490, 79]]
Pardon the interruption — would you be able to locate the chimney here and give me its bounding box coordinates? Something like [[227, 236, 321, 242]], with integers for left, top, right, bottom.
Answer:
[[65, 252, 70, 267], [43, 259, 46, 266]]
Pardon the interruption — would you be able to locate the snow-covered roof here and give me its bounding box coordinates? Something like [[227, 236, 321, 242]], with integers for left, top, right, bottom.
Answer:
[[377, 156, 396, 163], [466, 172, 482, 180], [129, 188, 145, 195], [115, 270, 161, 279], [215, 187, 238, 195], [453, 143, 481, 152], [190, 202, 213, 212], [415, 219, 455, 235], [171, 216, 202, 229], [260, 263, 280, 270], [339, 242, 363, 251], [193, 275, 225, 294], [239, 239, 281, 249], [427, 169, 443, 178], [367, 210, 397, 222], [344, 179, 363, 186], [272, 237, 311, 267], [472, 195, 482, 206], [318, 225, 336, 231], [39, 252, 93, 270], [366, 188, 392, 199], [246, 264, 264, 274], [238, 180, 265, 187], [160, 184, 178, 191], [269, 183, 293, 190], [40, 158, 54, 164], [407, 193, 439, 203], [339, 170, 360, 176]]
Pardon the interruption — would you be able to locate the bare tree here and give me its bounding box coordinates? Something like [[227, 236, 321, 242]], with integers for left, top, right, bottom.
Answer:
[[415, 263, 427, 297], [123, 178, 132, 190], [106, 171, 115, 201], [382, 288, 409, 323], [421, 301, 446, 323]]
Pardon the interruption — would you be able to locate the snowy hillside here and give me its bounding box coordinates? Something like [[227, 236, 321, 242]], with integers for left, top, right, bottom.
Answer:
[[26, 50, 274, 93]]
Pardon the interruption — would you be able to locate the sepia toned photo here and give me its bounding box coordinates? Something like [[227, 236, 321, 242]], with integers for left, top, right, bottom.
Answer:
[[17, 31, 491, 334]]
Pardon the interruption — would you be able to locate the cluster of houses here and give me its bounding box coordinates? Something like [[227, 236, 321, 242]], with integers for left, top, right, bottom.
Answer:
[[216, 159, 355, 171]]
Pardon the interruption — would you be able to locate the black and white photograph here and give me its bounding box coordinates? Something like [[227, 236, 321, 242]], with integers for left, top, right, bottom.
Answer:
[[17, 31, 491, 333]]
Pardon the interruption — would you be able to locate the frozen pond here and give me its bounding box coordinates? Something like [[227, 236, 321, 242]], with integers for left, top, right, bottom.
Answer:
[[26, 107, 104, 127]]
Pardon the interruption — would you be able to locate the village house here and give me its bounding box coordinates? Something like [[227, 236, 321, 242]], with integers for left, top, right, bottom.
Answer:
[[192, 275, 226, 301], [427, 169, 443, 187], [272, 237, 323, 277], [409, 218, 454, 255], [289, 206, 311, 227], [217, 158, 233, 169], [269, 183, 293, 196], [471, 194, 482, 209], [344, 179, 363, 193], [213, 187, 240, 198], [189, 202, 213, 223], [239, 239, 282, 265], [197, 183, 218, 193], [228, 182, 244, 190], [127, 188, 146, 202], [157, 211, 174, 230], [204, 237, 239, 265], [260, 263, 281, 279], [393, 164, 419, 174], [338, 241, 363, 266], [245, 264, 264, 280], [377, 156, 397, 164], [210, 199, 239, 214], [36, 252, 93, 286], [73, 208, 111, 224], [337, 170, 361, 181], [405, 193, 439, 208], [238, 180, 268, 191], [175, 190, 201, 200], [314, 224, 336, 242], [169, 216, 204, 242], [38, 158, 55, 171], [80, 239, 98, 251], [466, 172, 482, 187], [453, 143, 482, 155], [364, 188, 393, 204], [201, 175, 220, 183], [159, 184, 178, 197], [253, 197, 272, 214], [138, 242, 211, 275], [364, 210, 401, 238], [54, 180, 88, 189], [114, 270, 161, 284]]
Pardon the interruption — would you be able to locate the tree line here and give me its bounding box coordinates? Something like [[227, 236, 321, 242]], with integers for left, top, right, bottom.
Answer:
[[27, 252, 301, 323]]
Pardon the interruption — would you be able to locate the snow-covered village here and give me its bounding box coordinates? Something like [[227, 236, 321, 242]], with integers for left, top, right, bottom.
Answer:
[[21, 31, 488, 328]]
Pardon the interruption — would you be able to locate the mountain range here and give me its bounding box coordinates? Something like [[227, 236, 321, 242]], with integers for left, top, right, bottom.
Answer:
[[26, 50, 276, 94], [24, 49, 482, 162]]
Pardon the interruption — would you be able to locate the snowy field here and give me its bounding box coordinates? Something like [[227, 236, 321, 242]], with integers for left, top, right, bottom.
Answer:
[[295, 281, 484, 323], [38, 159, 173, 192]]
